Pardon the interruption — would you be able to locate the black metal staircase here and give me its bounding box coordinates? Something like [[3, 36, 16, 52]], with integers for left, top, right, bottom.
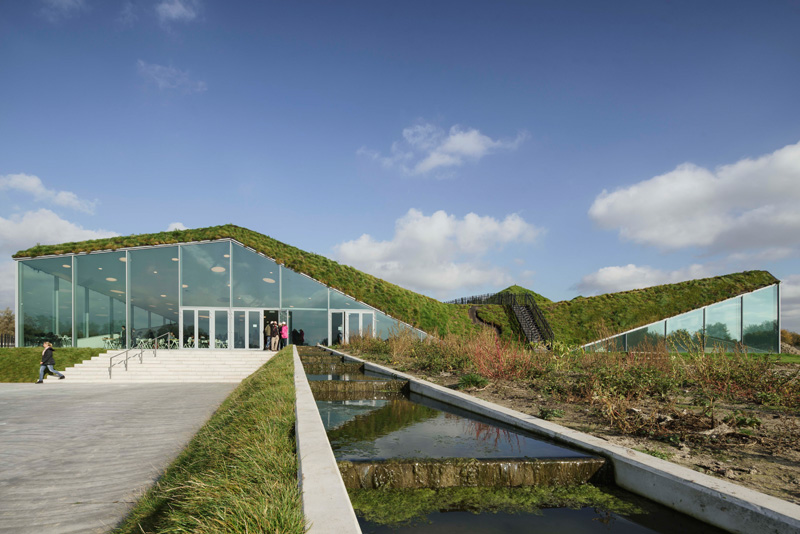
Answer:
[[446, 292, 554, 345]]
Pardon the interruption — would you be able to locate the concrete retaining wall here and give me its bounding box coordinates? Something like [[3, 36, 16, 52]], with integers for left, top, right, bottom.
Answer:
[[294, 346, 362, 534], [323, 346, 800, 534]]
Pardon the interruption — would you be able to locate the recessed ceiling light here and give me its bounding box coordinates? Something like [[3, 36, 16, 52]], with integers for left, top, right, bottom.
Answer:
[[262, 278, 275, 283], [106, 277, 117, 282], [171, 258, 179, 262], [223, 254, 230, 258], [160, 294, 167, 298], [119, 257, 127, 262], [62, 264, 70, 269], [182, 284, 188, 288], [98, 267, 103, 270], [211, 266, 226, 273], [153, 271, 158, 274], [110, 289, 124, 294]]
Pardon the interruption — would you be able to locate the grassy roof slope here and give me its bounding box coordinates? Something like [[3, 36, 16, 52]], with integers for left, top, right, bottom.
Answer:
[[542, 270, 779, 346], [14, 225, 479, 337], [497, 284, 552, 305]]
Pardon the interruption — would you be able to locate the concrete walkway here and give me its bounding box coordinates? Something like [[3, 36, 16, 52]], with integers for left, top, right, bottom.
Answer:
[[0, 382, 239, 533]]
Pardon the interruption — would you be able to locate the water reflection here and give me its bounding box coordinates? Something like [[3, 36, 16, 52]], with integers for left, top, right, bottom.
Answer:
[[322, 398, 588, 462]]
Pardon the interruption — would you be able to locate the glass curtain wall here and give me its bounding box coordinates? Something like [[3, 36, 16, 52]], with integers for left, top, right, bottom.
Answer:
[[17, 239, 426, 349], [584, 284, 779, 354], [743, 286, 779, 353], [18, 258, 72, 347], [75, 252, 126, 348], [129, 246, 179, 347]]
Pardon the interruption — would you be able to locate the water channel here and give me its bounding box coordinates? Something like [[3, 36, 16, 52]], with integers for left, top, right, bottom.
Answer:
[[300, 347, 728, 533]]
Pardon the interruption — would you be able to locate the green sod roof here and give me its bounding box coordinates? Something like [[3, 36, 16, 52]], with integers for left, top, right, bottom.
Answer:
[[14, 225, 778, 346], [14, 224, 479, 337]]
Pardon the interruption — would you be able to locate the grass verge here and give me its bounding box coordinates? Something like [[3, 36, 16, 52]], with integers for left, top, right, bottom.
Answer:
[[112, 347, 304, 534], [0, 347, 104, 382]]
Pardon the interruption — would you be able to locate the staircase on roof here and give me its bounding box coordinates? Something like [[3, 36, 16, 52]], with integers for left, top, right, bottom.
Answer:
[[511, 304, 543, 343], [44, 349, 275, 384]]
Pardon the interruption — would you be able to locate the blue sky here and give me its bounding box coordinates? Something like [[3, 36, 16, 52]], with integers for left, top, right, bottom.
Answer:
[[2, 0, 800, 331]]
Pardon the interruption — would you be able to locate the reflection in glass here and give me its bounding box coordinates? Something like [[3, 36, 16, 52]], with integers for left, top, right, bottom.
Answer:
[[233, 310, 246, 349], [231, 244, 279, 307], [248, 310, 260, 349], [281, 266, 328, 308], [626, 321, 665, 351], [363, 313, 374, 337], [330, 290, 371, 310], [75, 252, 126, 348], [374, 311, 399, 340], [182, 242, 230, 307], [19, 258, 73, 347], [331, 312, 344, 345], [705, 298, 741, 352], [215, 310, 228, 348], [198, 311, 210, 349], [130, 247, 178, 344], [183, 309, 195, 348], [667, 309, 704, 352], [743, 286, 778, 353], [288, 310, 326, 346]]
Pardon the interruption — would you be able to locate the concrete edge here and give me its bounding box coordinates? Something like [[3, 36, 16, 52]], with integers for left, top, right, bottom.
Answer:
[[294, 346, 362, 534], [322, 345, 800, 534]]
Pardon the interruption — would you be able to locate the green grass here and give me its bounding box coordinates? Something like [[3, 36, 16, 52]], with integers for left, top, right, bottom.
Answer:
[[498, 284, 552, 305], [0, 347, 104, 382], [112, 348, 304, 534], [541, 271, 778, 345]]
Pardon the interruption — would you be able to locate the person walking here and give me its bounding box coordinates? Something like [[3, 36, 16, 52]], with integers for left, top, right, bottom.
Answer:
[[36, 342, 65, 383], [280, 321, 289, 349], [271, 321, 280, 351], [263, 321, 271, 350]]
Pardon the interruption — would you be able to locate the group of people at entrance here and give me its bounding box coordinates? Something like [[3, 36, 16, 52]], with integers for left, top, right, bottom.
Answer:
[[265, 321, 288, 351]]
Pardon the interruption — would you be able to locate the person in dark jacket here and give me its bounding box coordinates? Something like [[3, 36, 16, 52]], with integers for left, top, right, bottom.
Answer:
[[36, 342, 65, 383]]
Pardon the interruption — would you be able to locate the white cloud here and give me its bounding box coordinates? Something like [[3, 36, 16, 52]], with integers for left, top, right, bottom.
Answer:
[[780, 274, 800, 333], [39, 0, 87, 22], [589, 140, 800, 252], [118, 1, 138, 26], [167, 222, 187, 231], [334, 209, 543, 295], [576, 263, 716, 295], [155, 0, 200, 24], [137, 60, 207, 93], [0, 173, 96, 213], [359, 122, 527, 176], [0, 210, 118, 310]]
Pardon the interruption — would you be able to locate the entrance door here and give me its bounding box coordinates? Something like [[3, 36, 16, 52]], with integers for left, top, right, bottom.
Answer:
[[233, 309, 267, 349], [181, 308, 227, 349], [330, 310, 375, 344]]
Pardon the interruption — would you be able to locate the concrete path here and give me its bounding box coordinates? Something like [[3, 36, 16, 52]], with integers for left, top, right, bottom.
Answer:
[[0, 382, 239, 533]]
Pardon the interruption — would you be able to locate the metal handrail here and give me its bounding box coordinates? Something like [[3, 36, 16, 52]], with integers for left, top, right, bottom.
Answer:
[[108, 347, 144, 378], [446, 291, 554, 343]]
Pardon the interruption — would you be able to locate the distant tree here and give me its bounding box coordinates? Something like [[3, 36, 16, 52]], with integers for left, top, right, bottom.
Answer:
[[0, 308, 13, 336], [782, 329, 800, 348]]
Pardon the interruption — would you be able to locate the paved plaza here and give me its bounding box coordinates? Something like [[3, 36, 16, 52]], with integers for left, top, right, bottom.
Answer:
[[0, 382, 238, 533]]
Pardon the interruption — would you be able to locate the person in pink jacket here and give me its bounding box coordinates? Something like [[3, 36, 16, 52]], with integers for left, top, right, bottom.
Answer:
[[280, 322, 289, 349]]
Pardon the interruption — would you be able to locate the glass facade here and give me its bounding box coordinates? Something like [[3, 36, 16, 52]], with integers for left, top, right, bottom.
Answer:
[[584, 284, 780, 354], [16, 239, 423, 349]]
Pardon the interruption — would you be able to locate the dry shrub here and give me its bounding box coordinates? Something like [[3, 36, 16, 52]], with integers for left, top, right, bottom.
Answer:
[[469, 329, 544, 380]]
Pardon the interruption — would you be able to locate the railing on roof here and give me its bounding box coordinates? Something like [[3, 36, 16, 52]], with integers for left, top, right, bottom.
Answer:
[[445, 292, 554, 344]]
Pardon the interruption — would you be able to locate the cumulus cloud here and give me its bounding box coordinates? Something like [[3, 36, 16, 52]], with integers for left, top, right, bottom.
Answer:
[[334, 209, 543, 295], [0, 173, 96, 213], [0, 210, 118, 310], [137, 60, 207, 93], [39, 0, 87, 22], [589, 140, 800, 252], [576, 263, 717, 296], [167, 222, 187, 231], [781, 275, 800, 332], [359, 122, 527, 176], [155, 0, 200, 24]]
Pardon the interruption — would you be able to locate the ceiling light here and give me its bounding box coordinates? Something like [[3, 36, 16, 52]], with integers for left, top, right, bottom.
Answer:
[[171, 258, 179, 262], [182, 284, 188, 288], [62, 264, 70, 269], [223, 254, 230, 258], [262, 277, 275, 283], [119, 257, 127, 262], [98, 267, 103, 270], [110, 290, 124, 294], [106, 277, 117, 282], [160, 294, 167, 298], [153, 271, 158, 274], [211, 266, 226, 273]]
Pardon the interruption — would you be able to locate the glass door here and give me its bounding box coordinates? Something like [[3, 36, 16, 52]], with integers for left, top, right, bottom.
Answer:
[[181, 308, 230, 349], [232, 309, 264, 349], [331, 312, 344, 345], [330, 310, 375, 344]]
